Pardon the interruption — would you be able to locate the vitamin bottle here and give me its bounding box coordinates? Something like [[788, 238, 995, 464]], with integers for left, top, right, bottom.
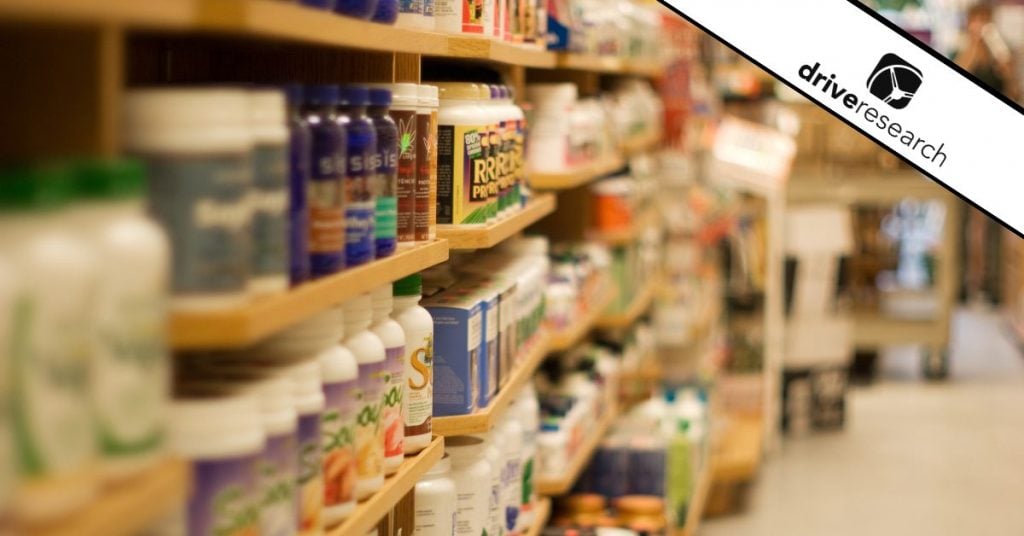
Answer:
[[372, 0, 398, 23], [288, 359, 327, 532], [433, 0, 461, 34], [73, 158, 171, 482], [474, 429, 505, 536], [123, 88, 252, 309], [247, 88, 290, 295], [342, 294, 387, 500], [335, 0, 379, 20], [481, 85, 502, 221], [417, 84, 439, 241], [413, 455, 457, 536], [497, 409, 524, 534], [302, 84, 347, 277], [390, 83, 419, 246], [496, 86, 524, 213], [513, 383, 540, 530], [286, 85, 312, 285], [368, 88, 398, 258], [338, 86, 378, 266], [434, 83, 488, 227], [320, 318, 360, 525], [370, 285, 406, 475], [392, 274, 434, 453], [445, 436, 491, 536]]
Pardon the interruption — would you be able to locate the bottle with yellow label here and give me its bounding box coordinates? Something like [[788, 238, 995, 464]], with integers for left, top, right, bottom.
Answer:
[[434, 83, 489, 226], [393, 274, 433, 454]]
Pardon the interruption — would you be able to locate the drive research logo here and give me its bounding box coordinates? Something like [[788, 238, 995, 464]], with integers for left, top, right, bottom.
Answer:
[[866, 53, 923, 109]]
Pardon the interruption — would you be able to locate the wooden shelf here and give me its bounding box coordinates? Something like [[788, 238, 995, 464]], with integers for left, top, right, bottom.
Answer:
[[588, 207, 660, 246], [787, 171, 948, 205], [432, 330, 552, 435], [548, 280, 617, 353], [529, 154, 626, 190], [0, 0, 198, 26], [328, 436, 445, 536], [623, 58, 666, 77], [556, 53, 664, 77], [524, 498, 553, 536], [25, 459, 189, 536], [170, 240, 449, 349], [536, 405, 618, 496], [596, 274, 658, 329], [620, 130, 663, 156], [437, 194, 556, 250]]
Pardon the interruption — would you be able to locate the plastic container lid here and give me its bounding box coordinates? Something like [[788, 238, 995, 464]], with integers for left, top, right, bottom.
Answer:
[[287, 359, 325, 414], [417, 84, 439, 107], [343, 293, 374, 328], [123, 88, 251, 152], [488, 84, 501, 99], [393, 274, 422, 297], [369, 87, 392, 106], [305, 84, 340, 106], [169, 393, 265, 459], [371, 284, 393, 316], [0, 164, 73, 211], [338, 85, 370, 106], [435, 82, 479, 102], [75, 158, 146, 201], [444, 435, 484, 460], [526, 83, 578, 107], [392, 83, 420, 107]]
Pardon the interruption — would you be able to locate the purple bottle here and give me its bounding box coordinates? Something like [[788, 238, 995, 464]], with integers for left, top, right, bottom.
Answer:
[[335, 0, 379, 20], [337, 85, 377, 267], [368, 88, 398, 258], [300, 0, 337, 10], [302, 84, 347, 277], [286, 85, 312, 285], [371, 0, 398, 23]]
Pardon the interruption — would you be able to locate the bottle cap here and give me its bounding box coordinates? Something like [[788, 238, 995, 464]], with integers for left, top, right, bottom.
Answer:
[[75, 158, 146, 201], [0, 164, 73, 211], [393, 274, 423, 297], [343, 293, 374, 327], [417, 84, 439, 106], [435, 82, 479, 101], [392, 83, 420, 106], [489, 84, 501, 99], [338, 85, 370, 106], [369, 87, 392, 107], [372, 284, 393, 315], [284, 84, 304, 105], [305, 84, 340, 106]]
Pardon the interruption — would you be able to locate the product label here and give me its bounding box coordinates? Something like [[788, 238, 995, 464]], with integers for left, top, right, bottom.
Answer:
[[488, 467, 502, 536], [414, 488, 455, 536], [415, 112, 433, 241], [322, 379, 358, 512], [345, 148, 376, 266], [436, 124, 487, 225], [404, 331, 433, 437], [289, 119, 312, 283], [297, 412, 324, 532], [144, 153, 250, 294], [520, 453, 534, 516], [251, 143, 290, 279], [355, 360, 386, 482], [455, 482, 487, 536], [514, 117, 525, 207], [481, 299, 498, 405], [486, 123, 500, 219], [400, 0, 423, 15], [502, 456, 522, 533], [462, 0, 484, 33], [258, 433, 300, 536], [188, 455, 260, 536], [423, 0, 435, 18], [308, 121, 347, 275], [374, 120, 399, 256], [393, 110, 418, 243], [382, 346, 405, 460]]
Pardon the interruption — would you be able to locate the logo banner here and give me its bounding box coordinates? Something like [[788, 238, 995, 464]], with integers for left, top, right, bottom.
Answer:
[[659, 0, 1024, 234]]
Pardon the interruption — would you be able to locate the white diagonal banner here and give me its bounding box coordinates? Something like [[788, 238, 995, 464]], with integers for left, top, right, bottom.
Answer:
[[660, 0, 1024, 235]]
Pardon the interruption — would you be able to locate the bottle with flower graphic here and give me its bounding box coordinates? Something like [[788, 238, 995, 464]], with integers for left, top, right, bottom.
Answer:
[[342, 294, 387, 500], [389, 83, 419, 246], [320, 319, 359, 525], [370, 284, 406, 475]]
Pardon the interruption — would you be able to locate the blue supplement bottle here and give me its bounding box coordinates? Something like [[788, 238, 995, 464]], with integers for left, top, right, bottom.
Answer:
[[285, 85, 312, 285], [337, 85, 377, 266], [302, 84, 347, 277], [368, 88, 398, 258], [335, 0, 379, 20], [372, 0, 399, 23], [300, 0, 337, 10]]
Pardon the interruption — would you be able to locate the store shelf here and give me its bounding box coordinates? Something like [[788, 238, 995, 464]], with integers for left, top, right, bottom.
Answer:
[[536, 405, 618, 496], [529, 154, 626, 190], [432, 330, 552, 435], [26, 459, 189, 536], [438, 193, 557, 250], [170, 240, 449, 349], [548, 279, 617, 353], [588, 206, 660, 246], [623, 58, 666, 77], [852, 312, 946, 348], [620, 130, 662, 156], [596, 274, 658, 329], [555, 53, 665, 77], [328, 436, 445, 536], [0, 0, 197, 26], [524, 498, 553, 536], [787, 171, 948, 205]]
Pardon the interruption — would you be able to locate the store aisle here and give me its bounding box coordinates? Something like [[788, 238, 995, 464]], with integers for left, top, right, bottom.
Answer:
[[703, 309, 1024, 536]]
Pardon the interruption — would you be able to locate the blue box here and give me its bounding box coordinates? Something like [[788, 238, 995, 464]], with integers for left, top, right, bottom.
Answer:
[[424, 290, 483, 416]]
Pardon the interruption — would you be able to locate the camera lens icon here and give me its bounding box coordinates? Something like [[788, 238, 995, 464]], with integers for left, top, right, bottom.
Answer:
[[867, 53, 923, 109]]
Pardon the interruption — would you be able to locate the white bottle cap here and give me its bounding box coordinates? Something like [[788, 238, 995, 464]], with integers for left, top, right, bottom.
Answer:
[[417, 84, 439, 107], [169, 393, 265, 459], [247, 88, 288, 144], [371, 284, 394, 320], [343, 293, 375, 331], [123, 88, 252, 153], [287, 359, 325, 415], [392, 83, 420, 108]]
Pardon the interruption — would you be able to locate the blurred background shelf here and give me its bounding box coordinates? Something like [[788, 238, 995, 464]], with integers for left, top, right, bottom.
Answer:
[[438, 194, 557, 250], [530, 155, 626, 190], [536, 405, 619, 496], [548, 280, 618, 352]]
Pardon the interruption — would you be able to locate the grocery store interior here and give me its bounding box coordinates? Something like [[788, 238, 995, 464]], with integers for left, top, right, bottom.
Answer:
[[1, 0, 1023, 535]]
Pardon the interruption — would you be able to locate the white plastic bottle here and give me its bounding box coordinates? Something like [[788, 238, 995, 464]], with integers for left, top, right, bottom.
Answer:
[[474, 429, 505, 536], [320, 321, 360, 525], [288, 359, 327, 533], [414, 455, 457, 536], [497, 410, 524, 535], [343, 294, 387, 500], [247, 88, 290, 296], [445, 436, 491, 536], [73, 158, 172, 482], [514, 383, 540, 530], [371, 285, 406, 475], [0, 254, 16, 519], [392, 274, 433, 454], [245, 375, 300, 536], [433, 83, 487, 227]]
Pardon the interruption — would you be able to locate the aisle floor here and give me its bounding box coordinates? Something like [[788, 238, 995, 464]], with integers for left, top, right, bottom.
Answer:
[[702, 309, 1024, 536]]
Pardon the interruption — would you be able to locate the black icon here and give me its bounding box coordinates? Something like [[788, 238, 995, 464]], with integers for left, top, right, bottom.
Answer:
[[866, 53, 923, 109]]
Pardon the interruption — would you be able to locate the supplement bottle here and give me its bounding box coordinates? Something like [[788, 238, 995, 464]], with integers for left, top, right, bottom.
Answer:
[[342, 294, 387, 499], [1, 167, 98, 523], [371, 0, 399, 23], [473, 429, 505, 536], [370, 285, 407, 475], [481, 85, 503, 221], [320, 323, 360, 525], [335, 0, 379, 20], [123, 88, 252, 309], [0, 252, 16, 521], [416, 85, 439, 242], [413, 455, 457, 536], [497, 409, 524, 534], [445, 436, 491, 536], [392, 274, 434, 453], [169, 394, 264, 536], [513, 383, 540, 530], [300, 0, 336, 9], [338, 85, 378, 266], [497, 86, 525, 213], [390, 83, 419, 246], [73, 158, 171, 482], [286, 85, 312, 285], [289, 359, 328, 532], [434, 83, 488, 227], [247, 88, 291, 295], [302, 84, 347, 277], [368, 88, 398, 258]]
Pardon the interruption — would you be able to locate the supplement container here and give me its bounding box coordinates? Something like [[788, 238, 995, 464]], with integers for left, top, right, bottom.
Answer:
[[497, 86, 526, 211], [394, 0, 425, 29], [335, 0, 379, 20], [413, 455, 457, 536], [524, 83, 577, 173], [473, 429, 505, 536], [392, 274, 434, 453], [320, 333, 360, 525], [302, 84, 347, 278], [415, 84, 439, 242], [445, 436, 491, 536], [123, 88, 252, 310], [434, 83, 488, 227], [477, 86, 500, 222], [390, 83, 419, 245], [73, 158, 172, 482], [514, 382, 540, 529], [286, 85, 312, 285], [433, 0, 461, 34], [288, 359, 328, 533], [370, 285, 407, 474], [496, 410, 524, 534], [247, 88, 291, 295], [342, 294, 387, 500], [367, 88, 399, 258], [254, 304, 348, 360], [169, 394, 264, 536], [371, 0, 399, 23], [1, 167, 98, 523], [338, 86, 378, 267]]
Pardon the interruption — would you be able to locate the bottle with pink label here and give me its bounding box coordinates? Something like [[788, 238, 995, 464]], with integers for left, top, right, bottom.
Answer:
[[320, 318, 360, 526], [371, 285, 407, 475], [343, 294, 387, 500]]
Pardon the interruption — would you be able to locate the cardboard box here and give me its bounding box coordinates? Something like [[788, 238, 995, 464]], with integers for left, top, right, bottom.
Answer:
[[424, 290, 483, 416]]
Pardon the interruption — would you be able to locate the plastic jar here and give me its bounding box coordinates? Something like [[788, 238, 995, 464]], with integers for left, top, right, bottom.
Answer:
[[414, 455, 457, 536], [169, 394, 264, 536], [478, 85, 500, 222], [435, 83, 488, 227], [368, 88, 398, 259], [514, 383, 540, 529], [302, 85, 347, 278], [498, 86, 525, 210], [615, 495, 666, 532], [525, 83, 577, 173], [445, 436, 491, 536], [562, 494, 606, 527], [389, 83, 419, 246], [73, 158, 171, 482], [497, 410, 524, 534], [123, 88, 252, 310], [320, 327, 360, 525], [338, 86, 378, 267], [0, 167, 98, 523], [392, 274, 433, 453], [343, 294, 387, 499], [416, 84, 439, 242], [288, 359, 328, 533], [371, 285, 406, 474], [247, 88, 290, 295], [473, 429, 505, 536], [286, 85, 312, 285]]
